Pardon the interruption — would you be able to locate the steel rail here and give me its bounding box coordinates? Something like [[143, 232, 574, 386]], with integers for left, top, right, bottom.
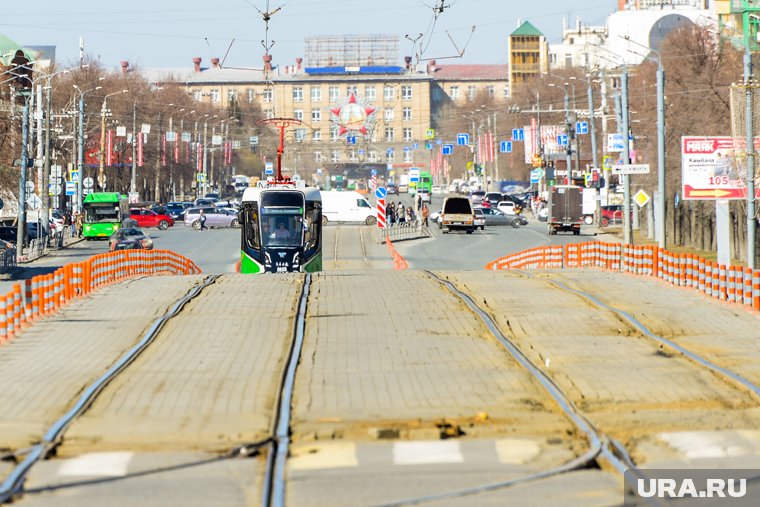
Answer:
[[546, 278, 760, 400], [419, 272, 660, 506], [0, 275, 220, 505], [261, 273, 311, 507]]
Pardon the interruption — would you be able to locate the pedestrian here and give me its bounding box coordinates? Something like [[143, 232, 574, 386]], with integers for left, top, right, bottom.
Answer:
[[387, 202, 396, 226], [421, 203, 429, 227], [74, 212, 83, 237], [199, 209, 207, 231], [397, 204, 406, 225]]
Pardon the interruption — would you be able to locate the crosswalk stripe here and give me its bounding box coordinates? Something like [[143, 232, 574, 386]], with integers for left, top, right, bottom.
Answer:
[[58, 452, 134, 477], [393, 441, 463, 465]]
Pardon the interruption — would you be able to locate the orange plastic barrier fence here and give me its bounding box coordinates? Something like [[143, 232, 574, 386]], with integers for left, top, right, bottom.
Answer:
[[385, 237, 409, 270], [0, 249, 201, 344], [487, 241, 760, 316]]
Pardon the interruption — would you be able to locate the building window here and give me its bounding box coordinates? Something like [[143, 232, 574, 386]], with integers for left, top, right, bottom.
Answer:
[[311, 109, 321, 122], [330, 126, 339, 141], [365, 86, 376, 101], [331, 150, 340, 162], [368, 151, 378, 162], [384, 85, 394, 101], [315, 151, 322, 162], [265, 109, 274, 119], [550, 53, 557, 64], [487, 86, 495, 98], [347, 85, 358, 96], [565, 54, 573, 67], [385, 127, 394, 142], [293, 86, 303, 102], [401, 85, 412, 100], [246, 89, 254, 103], [503, 85, 510, 98], [348, 150, 357, 162], [294, 109, 303, 121], [209, 89, 220, 103], [310, 86, 321, 102], [193, 90, 202, 102], [295, 128, 306, 142], [313, 130, 322, 142], [403, 150, 412, 162], [387, 149, 395, 163], [263, 88, 272, 103], [403, 128, 412, 141], [403, 107, 412, 121], [329, 86, 340, 102], [450, 86, 459, 100], [384, 107, 394, 121], [227, 89, 237, 103], [467, 86, 476, 100]]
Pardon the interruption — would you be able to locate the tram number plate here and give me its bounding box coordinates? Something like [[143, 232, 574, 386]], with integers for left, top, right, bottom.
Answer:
[[276, 266, 288, 273]]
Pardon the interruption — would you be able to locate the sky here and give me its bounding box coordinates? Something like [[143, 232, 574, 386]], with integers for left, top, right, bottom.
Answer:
[[1, 0, 617, 71]]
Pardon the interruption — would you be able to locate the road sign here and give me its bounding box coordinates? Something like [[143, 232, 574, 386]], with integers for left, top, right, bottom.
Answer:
[[50, 165, 62, 178], [442, 144, 453, 155], [602, 155, 614, 170], [456, 133, 469, 146], [264, 162, 274, 175], [412, 143, 419, 149], [83, 177, 94, 189], [49, 181, 62, 196], [633, 189, 650, 207], [182, 132, 192, 142], [425, 141, 432, 150], [425, 129, 435, 139], [371, 169, 377, 176], [117, 126, 128, 137], [557, 134, 568, 146], [500, 141, 512, 153], [530, 169, 542, 183], [375, 186, 387, 199], [575, 121, 588, 135], [607, 133, 626, 152], [25, 181, 34, 194], [511, 128, 525, 141], [141, 123, 151, 134], [65, 181, 76, 196], [612, 164, 650, 175], [165, 131, 176, 142], [197, 172, 206, 183], [347, 135, 356, 145], [26, 194, 41, 210], [212, 135, 222, 145], [409, 168, 420, 183]]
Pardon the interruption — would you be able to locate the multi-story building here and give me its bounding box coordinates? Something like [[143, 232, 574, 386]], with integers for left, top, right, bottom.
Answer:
[[714, 0, 760, 51], [507, 21, 549, 87], [548, 19, 607, 70]]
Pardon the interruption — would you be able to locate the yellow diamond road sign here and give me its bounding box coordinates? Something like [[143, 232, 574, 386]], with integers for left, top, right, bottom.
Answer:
[[634, 189, 650, 208]]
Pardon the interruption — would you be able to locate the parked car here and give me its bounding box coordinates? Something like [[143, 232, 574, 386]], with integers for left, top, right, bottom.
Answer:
[[473, 208, 486, 230], [386, 183, 399, 195], [600, 204, 625, 226], [397, 184, 409, 193], [417, 188, 432, 204], [194, 197, 219, 207], [469, 190, 486, 205], [129, 208, 174, 230], [27, 220, 58, 239], [184, 206, 240, 229], [108, 227, 153, 252], [165, 202, 188, 221], [431, 185, 444, 195], [484, 192, 502, 207], [496, 201, 519, 215], [500, 194, 527, 211]]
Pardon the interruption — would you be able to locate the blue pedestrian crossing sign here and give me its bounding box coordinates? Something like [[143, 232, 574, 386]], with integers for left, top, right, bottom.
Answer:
[[371, 169, 377, 176], [557, 134, 569, 146], [442, 144, 453, 155], [500, 141, 512, 153], [511, 128, 525, 141], [575, 121, 588, 135], [456, 133, 469, 146], [347, 136, 357, 145]]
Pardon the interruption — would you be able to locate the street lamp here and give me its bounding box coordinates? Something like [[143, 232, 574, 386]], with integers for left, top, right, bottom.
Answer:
[[547, 80, 573, 184], [99, 89, 129, 191], [623, 36, 666, 249], [73, 83, 102, 212]]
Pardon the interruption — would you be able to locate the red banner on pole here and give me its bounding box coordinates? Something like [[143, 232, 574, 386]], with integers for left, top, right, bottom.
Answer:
[[106, 130, 114, 166], [161, 133, 167, 167], [174, 132, 180, 163], [197, 143, 203, 171], [137, 132, 144, 167]]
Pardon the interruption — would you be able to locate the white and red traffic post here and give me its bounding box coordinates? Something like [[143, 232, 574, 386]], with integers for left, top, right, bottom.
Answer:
[[377, 198, 386, 228]]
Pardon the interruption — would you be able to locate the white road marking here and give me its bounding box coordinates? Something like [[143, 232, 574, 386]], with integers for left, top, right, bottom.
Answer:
[[393, 441, 463, 465], [495, 438, 541, 464], [289, 442, 359, 470], [58, 452, 134, 477]]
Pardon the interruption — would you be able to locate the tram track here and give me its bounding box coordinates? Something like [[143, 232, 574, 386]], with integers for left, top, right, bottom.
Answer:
[[0, 275, 221, 505], [372, 271, 657, 507]]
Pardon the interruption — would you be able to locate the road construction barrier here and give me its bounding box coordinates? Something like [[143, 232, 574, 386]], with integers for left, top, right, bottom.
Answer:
[[487, 241, 760, 316], [385, 237, 409, 270], [0, 250, 201, 344]]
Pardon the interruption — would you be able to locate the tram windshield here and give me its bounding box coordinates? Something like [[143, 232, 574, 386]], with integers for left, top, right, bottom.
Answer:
[[261, 207, 302, 247]]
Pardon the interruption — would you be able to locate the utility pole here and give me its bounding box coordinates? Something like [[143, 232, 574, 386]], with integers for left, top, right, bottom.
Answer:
[[42, 85, 52, 235], [656, 57, 666, 249], [745, 46, 756, 269], [155, 112, 162, 202], [77, 93, 85, 212], [202, 118, 209, 197], [563, 85, 572, 184], [130, 101, 137, 194], [16, 99, 30, 255], [622, 69, 632, 245], [588, 75, 600, 224], [493, 111, 499, 184]]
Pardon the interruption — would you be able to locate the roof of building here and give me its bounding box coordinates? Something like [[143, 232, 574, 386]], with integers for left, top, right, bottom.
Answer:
[[428, 64, 508, 81], [511, 21, 543, 37], [0, 33, 36, 66]]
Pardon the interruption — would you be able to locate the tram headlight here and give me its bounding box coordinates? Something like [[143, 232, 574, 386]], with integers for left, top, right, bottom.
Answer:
[[292, 252, 300, 268], [264, 251, 272, 266]]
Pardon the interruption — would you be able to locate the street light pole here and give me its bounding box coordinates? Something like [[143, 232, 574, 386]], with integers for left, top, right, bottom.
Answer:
[[745, 46, 756, 268], [73, 84, 102, 212], [99, 89, 128, 191], [130, 100, 137, 194], [563, 84, 572, 184], [16, 96, 30, 256], [622, 69, 632, 245]]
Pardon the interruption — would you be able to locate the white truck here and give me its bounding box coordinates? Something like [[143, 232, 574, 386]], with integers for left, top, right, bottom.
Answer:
[[439, 196, 475, 234], [320, 191, 377, 225]]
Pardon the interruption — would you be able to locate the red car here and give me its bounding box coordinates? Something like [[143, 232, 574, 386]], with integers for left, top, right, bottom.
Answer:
[[129, 208, 174, 230], [600, 205, 625, 227]]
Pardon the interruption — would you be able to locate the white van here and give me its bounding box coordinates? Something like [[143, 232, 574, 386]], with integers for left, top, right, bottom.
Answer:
[[320, 191, 377, 225]]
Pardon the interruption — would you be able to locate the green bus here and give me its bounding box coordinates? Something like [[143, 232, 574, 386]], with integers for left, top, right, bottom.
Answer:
[[82, 192, 129, 239], [408, 170, 432, 195]]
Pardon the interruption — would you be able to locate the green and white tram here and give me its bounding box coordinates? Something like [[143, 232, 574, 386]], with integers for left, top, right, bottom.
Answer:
[[239, 184, 322, 273]]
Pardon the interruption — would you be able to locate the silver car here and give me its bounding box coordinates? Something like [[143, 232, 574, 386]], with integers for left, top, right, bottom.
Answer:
[[184, 206, 240, 229]]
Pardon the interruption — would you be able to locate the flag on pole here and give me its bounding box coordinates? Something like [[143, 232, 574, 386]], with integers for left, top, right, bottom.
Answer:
[[106, 130, 114, 166], [174, 132, 180, 163]]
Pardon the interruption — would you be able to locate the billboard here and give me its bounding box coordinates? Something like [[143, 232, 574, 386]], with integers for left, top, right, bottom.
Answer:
[[681, 136, 760, 200]]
